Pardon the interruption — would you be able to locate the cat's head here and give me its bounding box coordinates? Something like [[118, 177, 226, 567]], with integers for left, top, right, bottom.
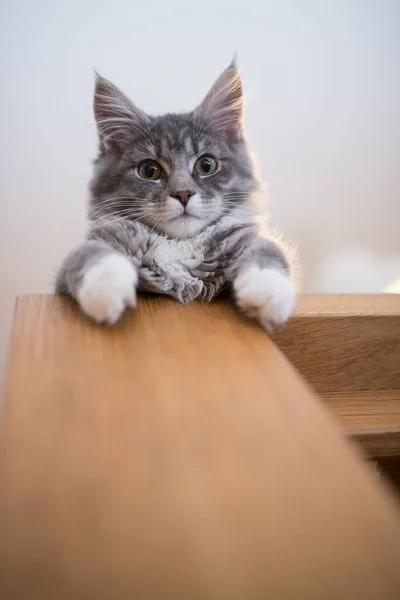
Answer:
[[90, 60, 258, 238]]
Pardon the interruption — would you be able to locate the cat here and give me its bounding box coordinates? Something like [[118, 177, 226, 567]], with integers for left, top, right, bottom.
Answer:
[[56, 59, 296, 332]]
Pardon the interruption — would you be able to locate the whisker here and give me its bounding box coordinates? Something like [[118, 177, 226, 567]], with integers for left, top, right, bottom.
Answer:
[[90, 203, 146, 214], [91, 195, 149, 206], [90, 215, 136, 229]]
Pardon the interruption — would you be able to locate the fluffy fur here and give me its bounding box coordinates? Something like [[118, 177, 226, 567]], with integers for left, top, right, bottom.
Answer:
[[56, 60, 297, 330]]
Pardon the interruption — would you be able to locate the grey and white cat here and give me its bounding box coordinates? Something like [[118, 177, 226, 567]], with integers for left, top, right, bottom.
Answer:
[[56, 60, 296, 331]]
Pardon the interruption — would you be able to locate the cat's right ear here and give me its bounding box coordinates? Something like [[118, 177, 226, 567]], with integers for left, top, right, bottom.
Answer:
[[93, 73, 148, 151]]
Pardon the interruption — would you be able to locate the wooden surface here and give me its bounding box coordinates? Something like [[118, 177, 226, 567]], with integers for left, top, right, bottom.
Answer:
[[272, 294, 400, 457], [324, 391, 400, 458], [272, 294, 400, 393], [1, 295, 400, 600]]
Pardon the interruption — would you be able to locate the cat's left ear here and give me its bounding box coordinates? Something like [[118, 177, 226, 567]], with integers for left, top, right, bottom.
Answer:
[[194, 58, 244, 141]]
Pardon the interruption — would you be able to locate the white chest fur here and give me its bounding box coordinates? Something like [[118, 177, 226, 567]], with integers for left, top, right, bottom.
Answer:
[[139, 227, 217, 302], [150, 234, 208, 270]]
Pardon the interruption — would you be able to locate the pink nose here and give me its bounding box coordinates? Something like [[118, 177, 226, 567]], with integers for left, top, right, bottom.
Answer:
[[172, 191, 194, 207]]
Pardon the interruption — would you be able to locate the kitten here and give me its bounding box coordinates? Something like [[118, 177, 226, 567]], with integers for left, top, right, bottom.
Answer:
[[56, 60, 296, 331]]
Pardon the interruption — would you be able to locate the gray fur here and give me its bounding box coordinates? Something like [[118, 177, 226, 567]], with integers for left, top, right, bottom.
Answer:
[[56, 62, 293, 316]]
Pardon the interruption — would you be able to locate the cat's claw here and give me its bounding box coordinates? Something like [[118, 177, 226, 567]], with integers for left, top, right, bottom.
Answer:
[[233, 266, 295, 332], [77, 254, 137, 324]]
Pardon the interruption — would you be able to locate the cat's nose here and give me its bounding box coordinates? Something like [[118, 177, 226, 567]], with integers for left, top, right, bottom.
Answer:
[[171, 190, 194, 207]]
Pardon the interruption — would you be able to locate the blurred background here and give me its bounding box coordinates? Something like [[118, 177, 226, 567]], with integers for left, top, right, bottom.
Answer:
[[0, 0, 399, 372]]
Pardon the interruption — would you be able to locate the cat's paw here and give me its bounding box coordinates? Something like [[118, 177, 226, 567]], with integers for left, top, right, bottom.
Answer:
[[77, 254, 137, 324], [233, 266, 295, 332]]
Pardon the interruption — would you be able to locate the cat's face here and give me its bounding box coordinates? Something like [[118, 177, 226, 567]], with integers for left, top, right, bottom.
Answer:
[[90, 62, 257, 238]]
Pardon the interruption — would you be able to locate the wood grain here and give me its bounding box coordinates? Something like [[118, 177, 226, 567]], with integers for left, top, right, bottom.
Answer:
[[323, 391, 400, 457], [273, 295, 400, 456], [1, 295, 400, 600], [273, 294, 400, 393]]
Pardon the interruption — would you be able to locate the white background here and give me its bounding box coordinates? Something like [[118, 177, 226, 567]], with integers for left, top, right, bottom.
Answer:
[[0, 0, 399, 371]]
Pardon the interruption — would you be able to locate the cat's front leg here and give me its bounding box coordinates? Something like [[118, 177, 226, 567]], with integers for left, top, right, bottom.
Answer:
[[230, 237, 296, 332], [56, 241, 138, 324]]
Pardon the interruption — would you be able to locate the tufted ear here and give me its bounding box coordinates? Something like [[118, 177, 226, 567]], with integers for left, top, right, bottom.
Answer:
[[194, 58, 244, 140], [93, 73, 149, 151]]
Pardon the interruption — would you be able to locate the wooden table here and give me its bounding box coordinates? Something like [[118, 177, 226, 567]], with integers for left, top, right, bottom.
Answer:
[[272, 294, 400, 457], [1, 295, 400, 599]]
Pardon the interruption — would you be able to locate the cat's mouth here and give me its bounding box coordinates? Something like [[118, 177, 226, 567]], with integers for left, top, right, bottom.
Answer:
[[171, 212, 200, 222], [160, 210, 208, 238]]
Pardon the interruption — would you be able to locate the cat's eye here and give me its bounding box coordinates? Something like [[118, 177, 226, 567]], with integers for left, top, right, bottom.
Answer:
[[194, 155, 218, 177], [138, 160, 163, 181]]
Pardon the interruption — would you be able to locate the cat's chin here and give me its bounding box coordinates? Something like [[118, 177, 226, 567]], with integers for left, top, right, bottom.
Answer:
[[157, 216, 208, 239]]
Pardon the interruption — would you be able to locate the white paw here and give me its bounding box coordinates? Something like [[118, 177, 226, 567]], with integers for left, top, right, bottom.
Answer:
[[77, 254, 138, 324], [233, 266, 295, 332]]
